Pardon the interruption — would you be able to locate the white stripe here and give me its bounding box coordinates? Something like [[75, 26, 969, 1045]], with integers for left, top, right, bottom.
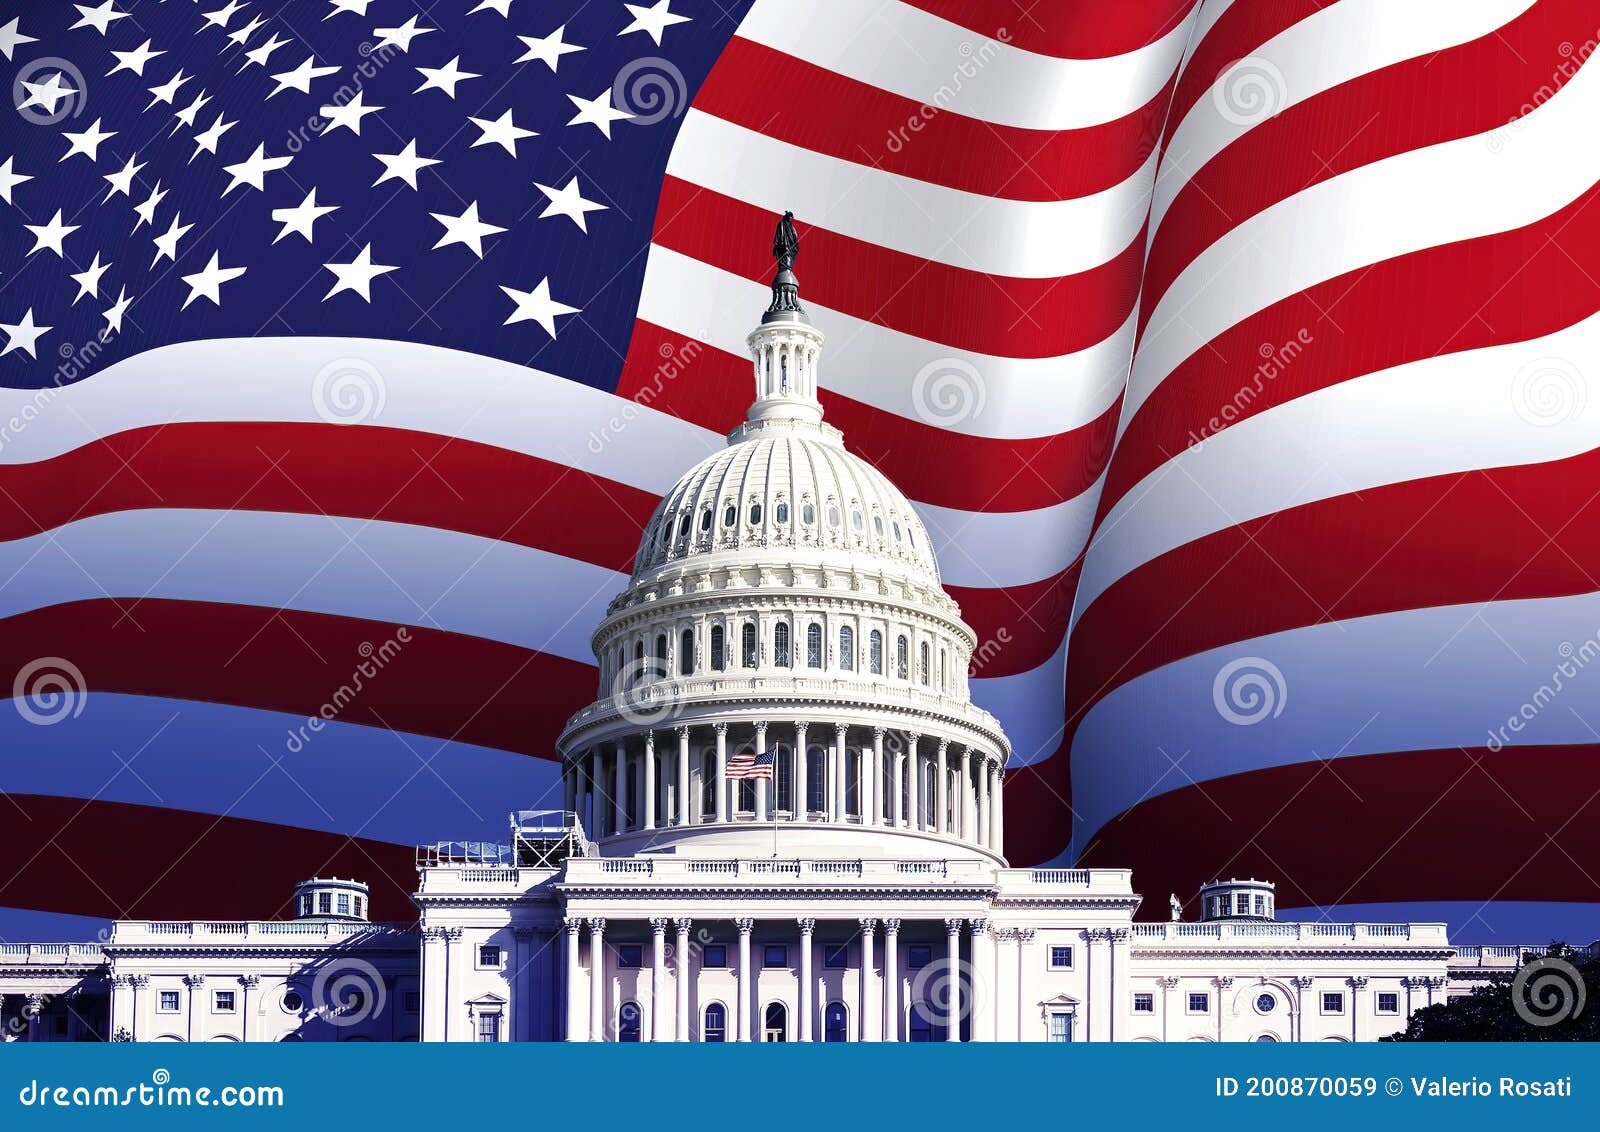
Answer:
[[667, 110, 1159, 279], [1276, 902, 1600, 943], [639, 246, 1133, 441], [970, 631, 1067, 767], [1152, 0, 1537, 231], [1129, 36, 1600, 424], [1076, 307, 1600, 624], [918, 471, 1100, 590], [1070, 589, 1600, 849], [734, 0, 1193, 132]]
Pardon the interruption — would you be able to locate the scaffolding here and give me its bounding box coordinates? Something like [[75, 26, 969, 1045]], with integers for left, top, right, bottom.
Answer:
[[414, 811, 592, 872]]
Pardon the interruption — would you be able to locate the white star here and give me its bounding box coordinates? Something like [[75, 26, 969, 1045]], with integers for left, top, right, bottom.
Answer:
[[620, 0, 690, 46], [324, 0, 371, 18], [430, 201, 505, 258], [371, 139, 440, 189], [372, 15, 432, 52], [221, 143, 292, 194], [468, 108, 537, 157], [146, 69, 190, 109], [151, 211, 193, 264], [0, 17, 37, 61], [322, 243, 397, 302], [0, 309, 51, 359], [108, 39, 164, 77], [535, 175, 607, 232], [171, 90, 212, 131], [19, 72, 79, 116], [24, 209, 79, 257], [0, 157, 33, 205], [567, 88, 634, 138], [228, 14, 265, 47], [515, 24, 584, 72], [271, 187, 338, 243], [415, 56, 478, 99], [179, 252, 247, 309], [467, 0, 515, 16], [190, 113, 235, 159], [202, 0, 246, 30], [500, 278, 579, 337], [70, 1, 128, 36], [242, 32, 288, 69], [103, 152, 144, 199], [269, 56, 338, 97], [133, 180, 166, 229], [70, 252, 110, 303], [102, 287, 132, 336], [319, 90, 382, 136], [61, 118, 116, 163]]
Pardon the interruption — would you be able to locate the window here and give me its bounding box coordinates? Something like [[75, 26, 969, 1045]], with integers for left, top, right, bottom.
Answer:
[[680, 629, 694, 675], [677, 513, 690, 540], [896, 635, 909, 679], [618, 1002, 642, 1042], [775, 501, 789, 524], [893, 520, 902, 543], [824, 944, 848, 969], [907, 945, 932, 970], [908, 1005, 934, 1042], [869, 630, 883, 674], [1377, 992, 1399, 1014], [709, 624, 727, 671], [354, 896, 364, 918], [282, 990, 304, 1013], [749, 502, 762, 525], [703, 945, 727, 969], [1322, 992, 1344, 1014], [337, 893, 350, 915], [763, 1002, 787, 1042], [741, 622, 757, 667], [1254, 894, 1266, 916], [824, 1002, 848, 1042], [703, 1003, 726, 1042], [1255, 993, 1275, 1014], [1047, 1012, 1073, 1042], [774, 623, 791, 667], [318, 893, 332, 915], [477, 1012, 501, 1042], [851, 509, 863, 532], [159, 991, 180, 1013], [1187, 992, 1210, 1014], [873, 514, 884, 537], [827, 504, 840, 528], [654, 633, 668, 676], [699, 508, 712, 532], [723, 503, 736, 527], [478, 945, 502, 968], [1133, 993, 1154, 1013], [618, 944, 643, 969], [404, 991, 420, 1014], [920, 642, 930, 685], [298, 895, 310, 916], [763, 945, 788, 968], [1048, 946, 1073, 970], [806, 623, 822, 668], [839, 626, 854, 671], [802, 501, 815, 526], [213, 991, 235, 1013]]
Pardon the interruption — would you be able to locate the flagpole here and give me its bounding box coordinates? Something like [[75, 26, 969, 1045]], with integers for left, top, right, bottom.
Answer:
[[771, 747, 780, 859]]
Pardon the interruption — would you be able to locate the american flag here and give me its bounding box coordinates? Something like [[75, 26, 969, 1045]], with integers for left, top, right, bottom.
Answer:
[[0, 0, 1591, 943], [723, 749, 774, 781]]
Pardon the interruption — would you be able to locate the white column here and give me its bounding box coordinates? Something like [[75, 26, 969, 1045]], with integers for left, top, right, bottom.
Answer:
[[882, 919, 901, 1041], [1014, 930, 1033, 1040], [564, 918, 583, 1041], [960, 747, 976, 840], [798, 917, 816, 1041], [650, 918, 668, 1041], [794, 724, 809, 821], [859, 919, 878, 1042], [935, 740, 949, 835], [677, 725, 691, 825], [754, 722, 769, 821], [714, 723, 729, 823], [944, 918, 963, 1041], [869, 728, 884, 826], [967, 919, 989, 1042], [907, 734, 921, 829], [612, 742, 627, 835], [183, 975, 204, 1042], [977, 756, 991, 848], [644, 732, 657, 830], [735, 918, 755, 1041], [588, 918, 607, 1042], [892, 742, 906, 827], [562, 758, 577, 817], [590, 749, 605, 835], [674, 918, 692, 1041], [513, 928, 534, 1042], [832, 724, 847, 822]]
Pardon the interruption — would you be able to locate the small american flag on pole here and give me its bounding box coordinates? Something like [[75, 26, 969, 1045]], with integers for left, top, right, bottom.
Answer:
[[724, 749, 775, 781]]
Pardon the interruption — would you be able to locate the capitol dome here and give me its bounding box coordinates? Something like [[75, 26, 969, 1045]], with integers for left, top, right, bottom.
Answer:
[[557, 213, 1008, 863]]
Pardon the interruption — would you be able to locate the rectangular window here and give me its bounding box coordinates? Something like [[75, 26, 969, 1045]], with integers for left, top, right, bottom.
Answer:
[[1048, 945, 1073, 970], [354, 896, 364, 919], [1376, 992, 1399, 1014], [1322, 992, 1345, 1014], [1133, 993, 1154, 1013], [823, 944, 848, 969], [477, 1013, 501, 1043], [404, 991, 420, 1014], [478, 944, 502, 968], [1253, 894, 1266, 916], [618, 944, 644, 969], [907, 945, 932, 970], [337, 894, 351, 915], [763, 945, 788, 968], [1047, 1012, 1072, 1042], [318, 893, 331, 915], [213, 991, 235, 1013], [159, 991, 180, 1013], [703, 944, 727, 969], [1187, 992, 1210, 1014]]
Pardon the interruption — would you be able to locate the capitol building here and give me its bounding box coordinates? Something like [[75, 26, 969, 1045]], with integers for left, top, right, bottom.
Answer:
[[0, 219, 1539, 1043]]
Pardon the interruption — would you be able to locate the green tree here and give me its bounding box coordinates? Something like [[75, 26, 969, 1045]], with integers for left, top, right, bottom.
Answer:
[[1384, 943, 1598, 1041]]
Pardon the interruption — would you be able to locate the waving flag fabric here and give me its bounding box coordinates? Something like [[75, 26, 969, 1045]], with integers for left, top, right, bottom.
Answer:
[[0, 0, 1593, 940]]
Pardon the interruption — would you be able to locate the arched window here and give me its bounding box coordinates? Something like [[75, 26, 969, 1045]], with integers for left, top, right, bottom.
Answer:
[[655, 633, 668, 679], [618, 1001, 642, 1042], [774, 623, 791, 667], [702, 752, 717, 818], [896, 635, 909, 680], [774, 743, 792, 813], [677, 513, 690, 540], [802, 501, 815, 525], [703, 1003, 727, 1042], [699, 508, 713, 532], [839, 626, 854, 671], [710, 625, 725, 671], [763, 1002, 788, 1042], [919, 642, 930, 686], [749, 501, 762, 525], [741, 623, 757, 668], [851, 509, 863, 532], [723, 503, 736, 527], [824, 1002, 848, 1042], [827, 504, 840, 528], [873, 515, 884, 537], [940, 648, 948, 690], [680, 629, 694, 675], [869, 630, 883, 674], [893, 520, 902, 543], [633, 640, 645, 686], [806, 743, 826, 814], [775, 501, 789, 525], [806, 624, 822, 668]]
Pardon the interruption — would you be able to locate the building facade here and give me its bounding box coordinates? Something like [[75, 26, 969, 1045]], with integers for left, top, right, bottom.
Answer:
[[0, 219, 1563, 1042]]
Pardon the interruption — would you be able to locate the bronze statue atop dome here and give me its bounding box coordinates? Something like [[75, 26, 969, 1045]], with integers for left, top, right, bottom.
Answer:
[[764, 210, 806, 321]]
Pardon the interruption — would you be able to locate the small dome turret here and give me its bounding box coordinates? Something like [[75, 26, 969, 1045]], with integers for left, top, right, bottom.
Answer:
[[1198, 878, 1276, 922], [292, 878, 369, 922]]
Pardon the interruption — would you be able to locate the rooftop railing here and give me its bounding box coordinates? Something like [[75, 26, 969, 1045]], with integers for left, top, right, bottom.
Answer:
[[0, 943, 104, 965], [1129, 922, 1451, 946], [110, 921, 417, 944]]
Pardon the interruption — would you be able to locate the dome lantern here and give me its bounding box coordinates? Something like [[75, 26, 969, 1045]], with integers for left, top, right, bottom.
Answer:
[[744, 210, 824, 426]]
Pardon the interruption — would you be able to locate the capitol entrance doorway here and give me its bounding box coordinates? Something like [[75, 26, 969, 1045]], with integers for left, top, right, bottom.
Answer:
[[763, 1003, 787, 1042]]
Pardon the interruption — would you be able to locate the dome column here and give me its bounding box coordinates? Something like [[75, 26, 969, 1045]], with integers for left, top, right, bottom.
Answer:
[[754, 721, 770, 821], [831, 724, 847, 822], [858, 918, 878, 1041], [713, 723, 728, 823], [907, 733, 922, 830], [868, 728, 884, 826], [643, 732, 657, 831], [935, 740, 949, 835], [613, 741, 628, 835], [882, 918, 901, 1041], [797, 917, 816, 1041], [977, 755, 992, 848], [562, 757, 576, 818], [891, 738, 906, 827], [590, 748, 606, 836], [735, 918, 755, 1041], [676, 725, 691, 826], [794, 723, 809, 821], [961, 747, 977, 843]]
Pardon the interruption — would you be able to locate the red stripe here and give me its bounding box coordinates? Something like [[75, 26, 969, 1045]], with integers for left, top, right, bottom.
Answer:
[[0, 599, 589, 759], [0, 796, 418, 922], [1078, 746, 1600, 908], [901, 0, 1198, 59], [652, 178, 1146, 359], [698, 39, 1171, 204], [620, 321, 1120, 514], [948, 560, 1080, 680], [1103, 178, 1600, 524], [1145, 0, 1594, 328]]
